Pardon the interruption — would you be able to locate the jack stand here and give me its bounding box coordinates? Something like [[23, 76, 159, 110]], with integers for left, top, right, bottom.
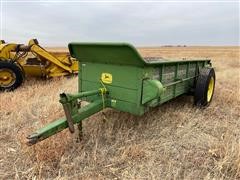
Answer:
[[77, 121, 83, 142], [102, 111, 107, 123]]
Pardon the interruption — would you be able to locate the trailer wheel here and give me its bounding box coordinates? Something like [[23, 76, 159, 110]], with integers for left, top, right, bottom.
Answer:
[[194, 67, 215, 106], [0, 61, 24, 91]]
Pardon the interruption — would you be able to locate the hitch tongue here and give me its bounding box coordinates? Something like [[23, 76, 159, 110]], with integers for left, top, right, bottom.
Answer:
[[26, 133, 39, 146], [27, 89, 107, 145]]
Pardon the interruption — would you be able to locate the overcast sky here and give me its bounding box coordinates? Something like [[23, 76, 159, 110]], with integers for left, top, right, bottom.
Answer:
[[1, 1, 239, 46]]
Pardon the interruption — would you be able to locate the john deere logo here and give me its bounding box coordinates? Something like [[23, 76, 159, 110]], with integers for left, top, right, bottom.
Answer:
[[101, 73, 112, 84]]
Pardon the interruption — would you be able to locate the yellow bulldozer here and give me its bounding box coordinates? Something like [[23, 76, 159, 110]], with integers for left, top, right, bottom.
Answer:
[[0, 39, 78, 91]]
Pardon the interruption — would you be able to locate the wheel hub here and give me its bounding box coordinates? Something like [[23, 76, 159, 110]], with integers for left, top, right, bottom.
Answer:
[[0, 68, 16, 87], [207, 77, 214, 102]]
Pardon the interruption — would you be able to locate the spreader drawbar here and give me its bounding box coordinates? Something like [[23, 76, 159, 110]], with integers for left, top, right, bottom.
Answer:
[[27, 88, 108, 145]]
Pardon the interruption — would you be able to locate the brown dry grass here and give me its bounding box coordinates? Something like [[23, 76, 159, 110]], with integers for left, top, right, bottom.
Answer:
[[0, 46, 239, 179]]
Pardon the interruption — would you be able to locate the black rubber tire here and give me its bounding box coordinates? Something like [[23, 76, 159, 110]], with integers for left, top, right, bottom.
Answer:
[[194, 67, 216, 106], [0, 61, 25, 91]]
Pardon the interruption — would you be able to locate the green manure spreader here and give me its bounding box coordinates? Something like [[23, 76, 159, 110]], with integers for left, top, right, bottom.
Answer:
[[27, 43, 215, 145]]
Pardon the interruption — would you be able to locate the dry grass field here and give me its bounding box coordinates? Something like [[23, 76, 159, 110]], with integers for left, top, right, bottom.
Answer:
[[0, 46, 239, 179]]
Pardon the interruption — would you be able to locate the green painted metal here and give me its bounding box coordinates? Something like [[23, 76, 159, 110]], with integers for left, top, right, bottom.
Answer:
[[142, 79, 164, 104], [68, 42, 147, 67], [27, 42, 212, 145]]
